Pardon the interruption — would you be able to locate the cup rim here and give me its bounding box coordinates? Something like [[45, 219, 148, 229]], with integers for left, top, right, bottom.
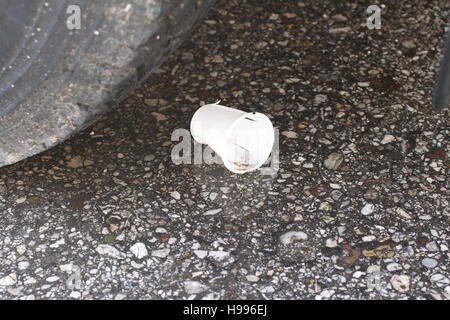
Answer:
[[222, 111, 274, 173]]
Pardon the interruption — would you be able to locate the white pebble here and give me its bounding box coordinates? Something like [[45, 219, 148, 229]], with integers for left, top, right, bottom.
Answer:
[[390, 275, 410, 293], [130, 242, 148, 259], [208, 251, 230, 261], [281, 131, 298, 139], [361, 203, 375, 215], [96, 244, 125, 259], [16, 197, 26, 204], [422, 258, 438, 268], [381, 135, 395, 144], [362, 235, 376, 242], [46, 276, 59, 282], [193, 250, 208, 259], [184, 281, 207, 294], [169, 191, 181, 200], [151, 248, 170, 258], [0, 273, 17, 286], [246, 275, 259, 282], [204, 208, 222, 216], [325, 238, 338, 248], [387, 263, 402, 272], [279, 231, 308, 245]]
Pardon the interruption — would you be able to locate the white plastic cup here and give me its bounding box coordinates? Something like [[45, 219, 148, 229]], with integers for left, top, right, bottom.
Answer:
[[190, 102, 274, 174]]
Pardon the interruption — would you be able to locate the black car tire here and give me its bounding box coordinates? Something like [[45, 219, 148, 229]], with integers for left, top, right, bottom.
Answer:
[[0, 0, 215, 167]]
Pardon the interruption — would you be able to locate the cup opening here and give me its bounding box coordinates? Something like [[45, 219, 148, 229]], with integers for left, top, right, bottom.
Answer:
[[222, 112, 274, 173]]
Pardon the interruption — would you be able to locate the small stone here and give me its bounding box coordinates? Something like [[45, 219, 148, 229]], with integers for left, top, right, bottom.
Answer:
[[390, 275, 410, 293], [18, 261, 29, 270], [202, 293, 220, 300], [112, 177, 127, 187], [364, 189, 378, 200], [269, 13, 279, 20], [283, 12, 296, 18], [151, 112, 168, 121], [204, 208, 222, 216], [16, 244, 26, 255], [279, 231, 308, 245], [220, 187, 230, 194], [362, 235, 376, 242], [144, 99, 158, 106], [169, 191, 181, 200], [361, 203, 375, 215], [325, 238, 338, 248], [396, 207, 411, 219], [96, 244, 125, 259], [83, 159, 94, 166], [362, 245, 395, 258], [402, 40, 415, 49], [70, 291, 81, 299], [66, 156, 83, 168], [46, 276, 59, 282], [246, 275, 259, 282], [211, 55, 224, 63], [144, 154, 155, 162], [184, 281, 207, 294], [23, 277, 36, 285], [324, 152, 344, 170], [49, 238, 65, 249], [331, 14, 347, 22], [60, 264, 73, 272], [7, 287, 23, 296], [209, 193, 218, 201], [425, 241, 439, 252], [114, 293, 127, 300], [281, 131, 298, 139], [194, 250, 208, 259], [430, 274, 449, 286], [314, 94, 327, 104], [422, 258, 438, 269], [0, 273, 17, 286], [381, 135, 395, 144], [367, 265, 381, 274], [329, 27, 351, 34], [285, 78, 300, 83], [319, 289, 335, 299], [130, 242, 148, 259], [208, 251, 230, 261], [386, 263, 402, 272], [331, 190, 343, 201], [151, 248, 170, 258], [16, 197, 26, 204]]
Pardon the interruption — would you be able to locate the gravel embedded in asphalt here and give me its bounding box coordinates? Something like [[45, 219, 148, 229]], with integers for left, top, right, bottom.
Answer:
[[0, 0, 449, 300]]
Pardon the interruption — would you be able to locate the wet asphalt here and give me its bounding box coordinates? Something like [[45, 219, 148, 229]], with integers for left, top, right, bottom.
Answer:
[[0, 0, 449, 299]]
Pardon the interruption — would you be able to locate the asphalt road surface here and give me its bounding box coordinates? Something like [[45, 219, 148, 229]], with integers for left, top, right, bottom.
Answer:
[[0, 0, 449, 299]]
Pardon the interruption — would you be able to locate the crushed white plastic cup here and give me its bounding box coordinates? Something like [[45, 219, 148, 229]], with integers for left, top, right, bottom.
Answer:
[[190, 102, 274, 174]]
